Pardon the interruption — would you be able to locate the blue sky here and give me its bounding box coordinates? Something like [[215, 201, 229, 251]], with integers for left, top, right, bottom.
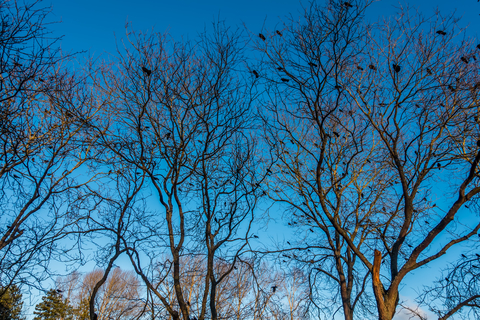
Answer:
[[36, 0, 480, 319], [46, 0, 479, 56]]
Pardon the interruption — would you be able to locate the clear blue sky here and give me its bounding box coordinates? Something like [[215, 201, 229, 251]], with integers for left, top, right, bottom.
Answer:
[[46, 0, 479, 56]]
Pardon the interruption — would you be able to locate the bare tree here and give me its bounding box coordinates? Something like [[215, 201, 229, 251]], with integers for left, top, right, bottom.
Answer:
[[417, 253, 480, 320], [257, 1, 480, 320], [343, 7, 480, 320], [89, 22, 262, 320], [0, 0, 102, 295], [254, 1, 379, 319], [58, 268, 142, 320]]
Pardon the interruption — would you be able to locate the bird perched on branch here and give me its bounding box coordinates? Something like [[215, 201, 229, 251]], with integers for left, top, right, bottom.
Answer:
[[252, 70, 259, 78], [259, 33, 266, 41], [436, 30, 446, 36], [369, 64, 376, 71], [392, 64, 401, 73], [142, 66, 152, 76], [272, 285, 277, 292], [461, 57, 469, 64], [276, 30, 283, 36]]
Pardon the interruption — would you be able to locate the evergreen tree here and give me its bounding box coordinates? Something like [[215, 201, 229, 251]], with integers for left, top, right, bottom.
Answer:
[[33, 289, 73, 320], [0, 285, 24, 320]]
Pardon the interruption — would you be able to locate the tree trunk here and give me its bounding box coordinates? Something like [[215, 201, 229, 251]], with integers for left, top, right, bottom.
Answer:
[[372, 250, 398, 320]]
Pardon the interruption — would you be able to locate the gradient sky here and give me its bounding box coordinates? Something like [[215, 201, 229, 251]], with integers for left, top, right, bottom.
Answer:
[[46, 0, 479, 56], [38, 1, 480, 319]]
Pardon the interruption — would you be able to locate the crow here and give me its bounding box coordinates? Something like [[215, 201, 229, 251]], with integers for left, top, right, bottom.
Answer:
[[253, 234, 259, 238], [436, 30, 447, 36], [369, 64, 376, 71], [392, 64, 401, 73], [277, 67, 284, 71], [344, 2, 353, 8], [462, 254, 467, 258], [357, 65, 364, 70], [334, 85, 342, 90], [259, 33, 266, 41], [477, 140, 480, 147], [281, 78, 289, 82], [461, 57, 469, 64], [272, 285, 278, 292], [477, 44, 480, 50], [333, 131, 340, 137], [276, 30, 283, 36], [142, 66, 152, 76], [252, 70, 259, 78], [426, 68, 432, 75]]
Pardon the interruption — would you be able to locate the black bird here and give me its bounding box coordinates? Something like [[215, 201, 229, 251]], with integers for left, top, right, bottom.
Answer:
[[252, 70, 259, 78], [276, 30, 283, 36], [344, 2, 353, 8], [333, 131, 340, 137], [308, 62, 318, 68], [436, 30, 447, 36], [56, 289, 63, 293], [357, 65, 364, 70], [334, 85, 342, 90], [462, 254, 467, 258], [309, 228, 314, 233], [287, 241, 291, 245], [259, 33, 266, 41], [477, 44, 480, 50], [281, 78, 289, 82], [272, 285, 278, 292], [426, 68, 432, 75], [142, 66, 152, 76], [461, 57, 469, 64], [445, 277, 449, 282], [477, 140, 480, 147], [392, 64, 401, 73], [93, 314, 98, 320], [369, 64, 376, 71], [277, 67, 284, 71], [253, 234, 259, 238], [437, 162, 441, 168]]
